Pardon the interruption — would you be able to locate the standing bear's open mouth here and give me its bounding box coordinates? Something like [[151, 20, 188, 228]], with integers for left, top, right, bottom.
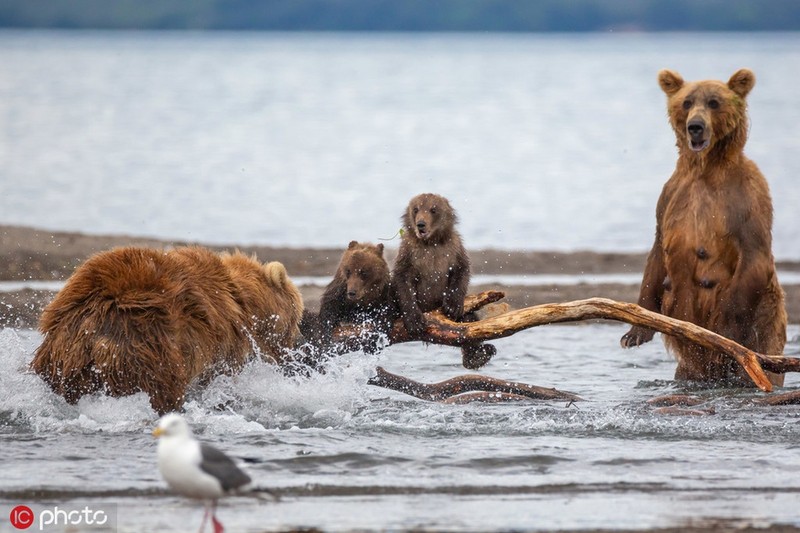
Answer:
[[690, 138, 710, 152], [686, 118, 710, 152]]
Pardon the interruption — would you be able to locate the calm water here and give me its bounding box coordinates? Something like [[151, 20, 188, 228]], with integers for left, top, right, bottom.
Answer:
[[3, 31, 800, 532], [3, 325, 800, 532], [0, 30, 799, 257]]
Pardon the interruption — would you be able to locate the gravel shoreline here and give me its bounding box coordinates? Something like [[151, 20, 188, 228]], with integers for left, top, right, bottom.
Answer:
[[3, 224, 799, 329]]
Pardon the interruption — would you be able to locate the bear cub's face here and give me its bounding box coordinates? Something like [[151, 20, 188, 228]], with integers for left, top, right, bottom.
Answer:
[[658, 68, 755, 154], [339, 241, 390, 305], [403, 193, 456, 243]]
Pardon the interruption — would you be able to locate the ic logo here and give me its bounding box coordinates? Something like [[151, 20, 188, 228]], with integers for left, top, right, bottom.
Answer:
[[9, 505, 34, 529]]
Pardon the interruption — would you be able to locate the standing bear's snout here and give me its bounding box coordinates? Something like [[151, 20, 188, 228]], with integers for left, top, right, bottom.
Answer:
[[687, 115, 710, 152]]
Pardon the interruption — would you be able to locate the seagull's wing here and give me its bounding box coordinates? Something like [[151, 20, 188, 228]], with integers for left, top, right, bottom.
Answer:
[[198, 443, 252, 492]]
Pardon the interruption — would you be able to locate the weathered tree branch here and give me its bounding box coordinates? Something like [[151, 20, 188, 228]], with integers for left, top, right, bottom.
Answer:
[[368, 366, 581, 403], [462, 290, 508, 314], [335, 293, 800, 393], [646, 394, 705, 407], [755, 390, 800, 406], [431, 297, 777, 392], [332, 290, 505, 343]]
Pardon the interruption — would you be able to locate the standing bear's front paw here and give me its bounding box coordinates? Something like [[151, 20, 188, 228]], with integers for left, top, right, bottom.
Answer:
[[620, 326, 656, 348]]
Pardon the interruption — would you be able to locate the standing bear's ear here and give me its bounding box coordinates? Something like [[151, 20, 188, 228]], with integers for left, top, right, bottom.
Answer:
[[375, 243, 385, 256], [348, 241, 359, 250], [658, 69, 684, 96], [728, 68, 755, 98]]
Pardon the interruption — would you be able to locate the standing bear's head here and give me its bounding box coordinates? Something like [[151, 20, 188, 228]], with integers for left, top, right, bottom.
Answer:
[[658, 68, 755, 157]]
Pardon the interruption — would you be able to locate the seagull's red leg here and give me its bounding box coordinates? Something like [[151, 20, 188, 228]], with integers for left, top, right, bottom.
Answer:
[[198, 503, 210, 533], [210, 500, 224, 533]]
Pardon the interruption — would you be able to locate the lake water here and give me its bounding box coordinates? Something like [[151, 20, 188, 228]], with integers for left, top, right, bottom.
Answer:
[[3, 325, 800, 532], [0, 30, 799, 257], [3, 30, 800, 532]]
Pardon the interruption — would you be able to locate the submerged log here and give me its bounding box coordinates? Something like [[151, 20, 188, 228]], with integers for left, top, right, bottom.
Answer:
[[335, 293, 800, 393], [652, 406, 716, 416], [646, 394, 705, 407], [755, 390, 800, 406], [440, 392, 536, 404], [368, 366, 581, 403]]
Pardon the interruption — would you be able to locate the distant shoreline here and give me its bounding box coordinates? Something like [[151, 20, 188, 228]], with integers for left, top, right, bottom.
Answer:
[[1, 0, 798, 32], [2, 224, 800, 329]]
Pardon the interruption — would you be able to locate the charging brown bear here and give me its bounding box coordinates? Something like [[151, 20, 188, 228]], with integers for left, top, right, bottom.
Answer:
[[31, 246, 304, 414], [620, 68, 787, 386], [392, 193, 496, 369]]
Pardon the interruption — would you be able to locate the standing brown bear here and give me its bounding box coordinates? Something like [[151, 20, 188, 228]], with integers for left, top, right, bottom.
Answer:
[[300, 241, 394, 355], [392, 193, 496, 369], [620, 68, 787, 386], [31, 246, 304, 414]]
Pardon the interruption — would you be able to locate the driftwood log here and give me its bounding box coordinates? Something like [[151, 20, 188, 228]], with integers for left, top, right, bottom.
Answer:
[[646, 394, 705, 407], [337, 292, 800, 393], [368, 366, 581, 403], [645, 392, 800, 408], [755, 390, 800, 406]]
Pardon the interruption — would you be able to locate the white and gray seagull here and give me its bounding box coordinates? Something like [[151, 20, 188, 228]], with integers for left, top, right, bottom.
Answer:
[[153, 413, 252, 533]]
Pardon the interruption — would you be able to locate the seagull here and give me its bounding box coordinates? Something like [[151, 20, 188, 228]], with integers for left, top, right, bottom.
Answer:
[[153, 413, 252, 533]]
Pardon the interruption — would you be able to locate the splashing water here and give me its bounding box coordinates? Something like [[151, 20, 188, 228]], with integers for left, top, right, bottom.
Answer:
[[3, 324, 800, 532], [0, 328, 383, 435]]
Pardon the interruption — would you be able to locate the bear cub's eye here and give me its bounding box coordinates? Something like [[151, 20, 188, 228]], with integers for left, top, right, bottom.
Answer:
[[430, 208, 437, 215], [707, 99, 719, 109], [412, 207, 419, 215], [682, 99, 692, 110]]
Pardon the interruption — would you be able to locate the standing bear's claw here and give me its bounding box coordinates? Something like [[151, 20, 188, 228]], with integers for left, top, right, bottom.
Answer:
[[620, 326, 655, 348]]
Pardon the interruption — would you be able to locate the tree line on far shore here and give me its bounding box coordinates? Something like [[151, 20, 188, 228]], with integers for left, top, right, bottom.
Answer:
[[1, 0, 799, 32]]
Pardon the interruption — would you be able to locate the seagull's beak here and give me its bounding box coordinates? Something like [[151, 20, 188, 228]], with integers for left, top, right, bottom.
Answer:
[[153, 427, 164, 438]]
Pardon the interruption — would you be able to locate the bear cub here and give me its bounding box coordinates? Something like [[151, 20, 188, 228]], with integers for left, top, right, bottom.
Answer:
[[300, 241, 393, 355], [392, 193, 496, 369]]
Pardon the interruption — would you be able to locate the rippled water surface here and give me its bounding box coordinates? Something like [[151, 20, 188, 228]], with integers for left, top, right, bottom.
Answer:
[[2, 30, 800, 532], [1, 30, 799, 257], [3, 324, 800, 532]]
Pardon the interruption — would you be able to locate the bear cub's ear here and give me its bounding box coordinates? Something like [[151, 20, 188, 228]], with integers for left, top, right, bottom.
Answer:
[[728, 68, 755, 98], [658, 69, 684, 96]]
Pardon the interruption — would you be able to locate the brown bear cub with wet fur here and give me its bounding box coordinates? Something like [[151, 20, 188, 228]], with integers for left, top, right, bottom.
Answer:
[[31, 246, 304, 414], [392, 193, 496, 369], [621, 68, 786, 386], [300, 241, 394, 355]]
